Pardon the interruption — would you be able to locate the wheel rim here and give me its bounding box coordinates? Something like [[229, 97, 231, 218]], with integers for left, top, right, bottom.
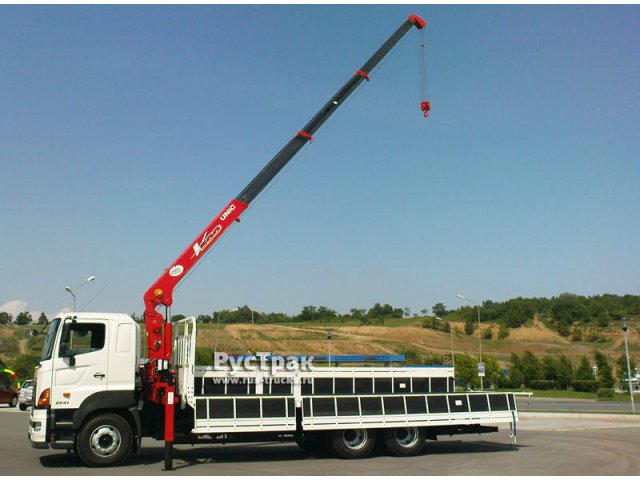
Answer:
[[89, 425, 122, 457], [395, 427, 419, 448], [342, 429, 368, 450]]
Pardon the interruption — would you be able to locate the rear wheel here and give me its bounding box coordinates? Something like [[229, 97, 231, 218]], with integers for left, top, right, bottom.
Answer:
[[19, 403, 27, 411], [76, 414, 132, 467], [327, 429, 377, 459], [9, 396, 17, 408], [381, 427, 425, 456]]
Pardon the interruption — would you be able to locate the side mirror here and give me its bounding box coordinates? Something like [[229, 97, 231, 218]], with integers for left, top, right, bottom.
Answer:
[[29, 329, 38, 337], [59, 324, 76, 367], [60, 324, 71, 344]]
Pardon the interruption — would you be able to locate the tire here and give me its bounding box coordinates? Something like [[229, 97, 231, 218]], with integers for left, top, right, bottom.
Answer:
[[381, 427, 425, 457], [327, 429, 377, 459], [76, 413, 132, 467], [9, 396, 17, 408], [19, 403, 27, 411]]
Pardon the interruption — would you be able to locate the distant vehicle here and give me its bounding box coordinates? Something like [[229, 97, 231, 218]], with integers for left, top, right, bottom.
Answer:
[[0, 380, 18, 408], [18, 379, 34, 411]]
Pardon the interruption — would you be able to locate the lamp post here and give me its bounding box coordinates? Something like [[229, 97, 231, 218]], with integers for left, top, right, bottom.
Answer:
[[64, 275, 96, 312], [621, 318, 636, 413], [457, 293, 483, 390], [437, 316, 454, 370], [327, 329, 333, 368]]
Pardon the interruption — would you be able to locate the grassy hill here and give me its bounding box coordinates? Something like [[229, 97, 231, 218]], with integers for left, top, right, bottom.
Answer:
[[1, 315, 637, 382]]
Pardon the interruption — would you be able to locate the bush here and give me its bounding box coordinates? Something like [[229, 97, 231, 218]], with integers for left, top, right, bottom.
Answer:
[[497, 324, 509, 339], [482, 327, 493, 340], [529, 380, 560, 390], [587, 332, 606, 343], [597, 388, 614, 399], [12, 354, 40, 380], [572, 380, 598, 392], [464, 319, 474, 336]]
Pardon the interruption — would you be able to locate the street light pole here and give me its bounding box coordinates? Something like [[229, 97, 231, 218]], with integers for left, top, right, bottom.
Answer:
[[621, 318, 636, 413], [64, 275, 96, 312], [437, 316, 454, 370], [457, 293, 483, 390]]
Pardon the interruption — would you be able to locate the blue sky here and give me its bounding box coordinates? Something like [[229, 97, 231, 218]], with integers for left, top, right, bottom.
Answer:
[[1, 5, 639, 319]]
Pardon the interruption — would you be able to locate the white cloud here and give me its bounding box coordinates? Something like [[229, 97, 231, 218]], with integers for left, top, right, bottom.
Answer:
[[54, 307, 71, 318], [0, 299, 29, 317], [0, 300, 47, 323]]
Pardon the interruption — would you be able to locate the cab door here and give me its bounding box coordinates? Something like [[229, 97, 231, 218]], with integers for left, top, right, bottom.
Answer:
[[50, 320, 109, 409]]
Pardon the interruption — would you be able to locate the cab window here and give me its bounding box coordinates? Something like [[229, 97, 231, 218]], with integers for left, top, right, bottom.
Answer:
[[59, 323, 105, 357]]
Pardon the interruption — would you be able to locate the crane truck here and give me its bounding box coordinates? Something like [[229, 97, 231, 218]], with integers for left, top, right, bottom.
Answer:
[[27, 14, 519, 469]]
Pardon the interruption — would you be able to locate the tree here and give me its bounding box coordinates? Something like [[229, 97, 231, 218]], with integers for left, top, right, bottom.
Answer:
[[196, 314, 213, 324], [556, 355, 575, 390], [464, 318, 474, 336], [508, 353, 524, 388], [170, 314, 186, 322], [573, 355, 597, 392], [575, 356, 594, 381], [0, 312, 12, 325], [520, 351, 543, 387], [594, 350, 614, 389], [454, 353, 479, 389], [15, 311, 33, 325], [432, 303, 448, 318], [616, 354, 637, 390], [37, 312, 48, 325]]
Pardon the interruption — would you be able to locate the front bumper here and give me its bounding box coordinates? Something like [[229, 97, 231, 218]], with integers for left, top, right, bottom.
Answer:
[[28, 407, 49, 449]]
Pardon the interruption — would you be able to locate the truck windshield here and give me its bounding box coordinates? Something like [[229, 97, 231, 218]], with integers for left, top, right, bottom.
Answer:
[[41, 318, 61, 361]]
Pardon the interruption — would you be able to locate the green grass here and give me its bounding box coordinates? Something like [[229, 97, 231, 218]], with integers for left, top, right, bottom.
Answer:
[[285, 316, 421, 328], [501, 388, 635, 402]]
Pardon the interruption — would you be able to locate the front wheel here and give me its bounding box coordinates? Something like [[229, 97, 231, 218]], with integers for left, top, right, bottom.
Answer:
[[9, 396, 17, 408], [76, 414, 132, 467], [327, 429, 377, 459], [381, 427, 425, 456], [19, 403, 27, 411]]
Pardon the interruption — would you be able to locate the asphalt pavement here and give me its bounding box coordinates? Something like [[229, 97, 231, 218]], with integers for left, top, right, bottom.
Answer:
[[516, 395, 637, 413], [1, 405, 639, 475]]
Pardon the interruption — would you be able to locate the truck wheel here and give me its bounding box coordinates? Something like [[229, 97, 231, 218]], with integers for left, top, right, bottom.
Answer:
[[76, 414, 132, 467], [19, 403, 27, 411], [381, 427, 425, 456], [327, 429, 376, 459], [9, 396, 17, 408]]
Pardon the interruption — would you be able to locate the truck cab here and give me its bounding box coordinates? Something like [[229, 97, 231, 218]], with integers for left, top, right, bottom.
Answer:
[[29, 313, 140, 464]]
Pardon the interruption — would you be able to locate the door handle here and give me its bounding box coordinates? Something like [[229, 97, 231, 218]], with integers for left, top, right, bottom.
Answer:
[[94, 373, 106, 379]]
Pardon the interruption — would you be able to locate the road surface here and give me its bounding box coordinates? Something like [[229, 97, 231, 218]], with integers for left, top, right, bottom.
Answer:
[[1, 406, 639, 475]]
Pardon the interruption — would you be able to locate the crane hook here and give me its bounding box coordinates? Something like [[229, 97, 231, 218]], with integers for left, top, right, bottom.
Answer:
[[420, 100, 431, 118]]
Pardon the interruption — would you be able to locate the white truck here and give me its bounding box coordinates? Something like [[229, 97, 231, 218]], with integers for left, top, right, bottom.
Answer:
[[28, 15, 519, 468], [29, 314, 518, 468]]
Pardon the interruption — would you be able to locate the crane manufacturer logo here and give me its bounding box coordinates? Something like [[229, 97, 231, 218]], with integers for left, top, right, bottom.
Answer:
[[169, 265, 184, 277], [192, 224, 223, 258], [219, 204, 236, 222]]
